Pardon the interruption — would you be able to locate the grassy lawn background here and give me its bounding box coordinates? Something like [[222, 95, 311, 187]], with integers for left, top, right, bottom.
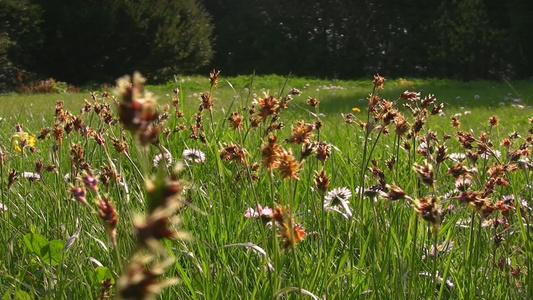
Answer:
[[0, 75, 532, 299]]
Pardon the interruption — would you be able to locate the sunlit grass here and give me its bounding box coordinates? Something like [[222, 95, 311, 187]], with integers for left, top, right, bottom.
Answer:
[[0, 74, 532, 299]]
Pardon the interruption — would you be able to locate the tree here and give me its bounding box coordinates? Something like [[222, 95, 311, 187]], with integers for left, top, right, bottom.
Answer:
[[24, 0, 213, 84]]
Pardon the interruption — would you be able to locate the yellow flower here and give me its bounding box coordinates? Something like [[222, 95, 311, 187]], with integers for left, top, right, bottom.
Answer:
[[11, 131, 35, 153], [352, 107, 361, 112]]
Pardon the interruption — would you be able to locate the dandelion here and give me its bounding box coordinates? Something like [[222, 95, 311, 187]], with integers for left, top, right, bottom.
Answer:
[[352, 107, 361, 113], [182, 149, 206, 164], [324, 187, 353, 218]]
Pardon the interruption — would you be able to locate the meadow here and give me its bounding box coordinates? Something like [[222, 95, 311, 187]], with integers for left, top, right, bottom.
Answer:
[[0, 73, 532, 299]]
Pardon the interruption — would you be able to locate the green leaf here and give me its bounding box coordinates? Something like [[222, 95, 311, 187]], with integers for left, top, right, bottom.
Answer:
[[23, 233, 48, 256], [93, 266, 114, 284], [2, 287, 13, 300], [14, 290, 32, 300], [40, 240, 64, 266]]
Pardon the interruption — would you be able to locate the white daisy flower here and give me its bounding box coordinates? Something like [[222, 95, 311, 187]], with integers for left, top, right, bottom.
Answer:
[[449, 153, 466, 162], [182, 149, 206, 164], [153, 151, 172, 168], [480, 149, 501, 160], [22, 172, 41, 181], [324, 187, 352, 218]]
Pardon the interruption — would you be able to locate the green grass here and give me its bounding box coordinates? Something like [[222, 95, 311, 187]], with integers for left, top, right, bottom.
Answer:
[[0, 75, 532, 299]]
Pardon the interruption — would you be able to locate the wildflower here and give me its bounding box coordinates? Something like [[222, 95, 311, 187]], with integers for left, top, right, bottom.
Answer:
[[400, 90, 420, 101], [394, 115, 409, 137], [209, 69, 220, 88], [373, 74, 386, 89], [153, 152, 172, 168], [324, 187, 352, 218], [134, 210, 187, 248], [488, 115, 498, 127], [285, 120, 315, 144], [435, 145, 448, 165], [82, 171, 99, 192], [450, 116, 461, 128], [70, 185, 88, 205], [307, 97, 319, 107], [380, 184, 411, 201], [289, 87, 301, 95], [272, 206, 306, 249], [420, 94, 437, 108], [455, 177, 471, 191], [276, 148, 300, 180], [200, 92, 213, 111], [8, 169, 17, 189], [315, 141, 331, 162], [11, 131, 36, 153], [422, 241, 454, 260], [182, 149, 206, 164], [431, 103, 444, 115], [228, 111, 244, 130], [413, 160, 434, 187], [413, 196, 442, 228], [21, 172, 41, 181], [220, 144, 247, 165], [352, 107, 361, 113], [344, 113, 355, 124], [118, 256, 179, 300], [257, 95, 280, 120], [314, 169, 330, 192], [261, 135, 282, 171], [448, 153, 466, 162], [244, 204, 273, 225], [116, 72, 160, 146], [111, 137, 129, 154], [97, 197, 118, 246]]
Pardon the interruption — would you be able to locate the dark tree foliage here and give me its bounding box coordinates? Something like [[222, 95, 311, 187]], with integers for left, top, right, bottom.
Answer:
[[2, 0, 532, 85], [204, 0, 532, 80], [20, 0, 213, 84], [0, 0, 43, 91]]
